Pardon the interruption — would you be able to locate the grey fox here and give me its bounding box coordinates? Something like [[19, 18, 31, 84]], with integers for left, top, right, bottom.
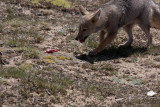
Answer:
[[75, 0, 160, 56]]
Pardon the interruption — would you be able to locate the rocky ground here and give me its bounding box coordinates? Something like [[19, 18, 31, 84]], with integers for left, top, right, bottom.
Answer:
[[0, 0, 160, 106]]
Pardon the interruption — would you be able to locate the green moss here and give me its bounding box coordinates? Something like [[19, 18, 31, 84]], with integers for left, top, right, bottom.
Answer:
[[44, 55, 55, 60], [49, 0, 71, 8], [43, 55, 55, 63], [32, 0, 41, 4], [57, 55, 71, 60]]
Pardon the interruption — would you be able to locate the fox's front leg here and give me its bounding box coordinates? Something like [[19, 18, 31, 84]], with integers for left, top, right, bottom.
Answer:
[[99, 31, 106, 43], [89, 31, 117, 56]]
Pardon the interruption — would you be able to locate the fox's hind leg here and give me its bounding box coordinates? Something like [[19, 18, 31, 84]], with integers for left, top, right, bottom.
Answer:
[[138, 11, 153, 47], [119, 24, 133, 47], [138, 23, 152, 47]]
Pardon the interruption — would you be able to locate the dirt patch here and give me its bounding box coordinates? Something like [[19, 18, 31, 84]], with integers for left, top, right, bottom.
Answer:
[[0, 0, 160, 106]]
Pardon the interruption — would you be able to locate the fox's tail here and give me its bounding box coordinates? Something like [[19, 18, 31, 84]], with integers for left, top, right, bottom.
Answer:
[[151, 1, 160, 29]]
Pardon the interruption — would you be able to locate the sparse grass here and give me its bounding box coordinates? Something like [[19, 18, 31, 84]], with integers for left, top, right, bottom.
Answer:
[[125, 57, 138, 63], [19, 63, 33, 71], [101, 64, 117, 76], [0, 67, 26, 78], [144, 46, 160, 56], [66, 35, 75, 43], [0, 66, 73, 100], [1, 0, 160, 106], [1, 14, 45, 47], [102, 64, 115, 71], [86, 36, 99, 48], [33, 34, 45, 43], [6, 6, 14, 14], [141, 59, 160, 68], [84, 84, 99, 97], [7, 39, 20, 47], [78, 81, 116, 97], [90, 64, 116, 76], [21, 72, 73, 96], [23, 48, 40, 59], [15, 47, 40, 59], [5, 18, 32, 27], [141, 59, 154, 67], [0, 66, 73, 103], [90, 65, 99, 71], [56, 29, 68, 36], [97, 95, 105, 101], [122, 98, 160, 107], [5, 27, 43, 46]]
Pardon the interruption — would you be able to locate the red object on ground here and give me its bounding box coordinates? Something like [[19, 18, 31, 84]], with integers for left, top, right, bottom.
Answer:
[[45, 49, 58, 53]]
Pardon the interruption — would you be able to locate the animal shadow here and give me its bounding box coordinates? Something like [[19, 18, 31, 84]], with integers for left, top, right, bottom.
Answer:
[[75, 46, 148, 64]]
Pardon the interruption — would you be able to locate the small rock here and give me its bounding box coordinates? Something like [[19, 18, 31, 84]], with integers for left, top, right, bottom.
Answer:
[[82, 63, 90, 69], [150, 74, 156, 79], [154, 56, 160, 62], [0, 40, 4, 46], [133, 72, 137, 75], [23, 10, 32, 16], [26, 60, 32, 64], [147, 91, 157, 97], [124, 70, 130, 74]]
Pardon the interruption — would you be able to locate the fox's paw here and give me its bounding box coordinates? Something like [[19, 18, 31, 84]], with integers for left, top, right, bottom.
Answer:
[[147, 43, 154, 48], [88, 51, 97, 56], [147, 44, 154, 49]]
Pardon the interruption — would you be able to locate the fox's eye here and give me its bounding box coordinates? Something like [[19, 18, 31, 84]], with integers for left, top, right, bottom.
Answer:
[[83, 29, 87, 31]]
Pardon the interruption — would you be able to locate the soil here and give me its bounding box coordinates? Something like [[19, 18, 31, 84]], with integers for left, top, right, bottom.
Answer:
[[0, 0, 160, 107]]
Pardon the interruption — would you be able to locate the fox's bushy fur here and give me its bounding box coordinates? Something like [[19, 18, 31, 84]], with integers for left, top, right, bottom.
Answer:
[[75, 0, 160, 55]]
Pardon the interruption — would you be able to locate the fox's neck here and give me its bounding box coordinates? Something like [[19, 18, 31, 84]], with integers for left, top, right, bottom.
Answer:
[[95, 18, 108, 32]]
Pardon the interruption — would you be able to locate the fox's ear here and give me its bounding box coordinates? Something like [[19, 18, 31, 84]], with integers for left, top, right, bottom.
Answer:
[[79, 6, 89, 15], [91, 9, 101, 23]]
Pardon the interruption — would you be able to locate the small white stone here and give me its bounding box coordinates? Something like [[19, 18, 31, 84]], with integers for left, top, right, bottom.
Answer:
[[147, 91, 157, 97]]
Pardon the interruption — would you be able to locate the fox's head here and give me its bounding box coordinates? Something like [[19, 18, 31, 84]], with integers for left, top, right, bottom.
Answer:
[[75, 6, 101, 43]]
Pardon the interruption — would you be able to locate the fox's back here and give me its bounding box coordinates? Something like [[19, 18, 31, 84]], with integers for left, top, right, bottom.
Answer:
[[103, 0, 153, 9], [101, 0, 154, 27]]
